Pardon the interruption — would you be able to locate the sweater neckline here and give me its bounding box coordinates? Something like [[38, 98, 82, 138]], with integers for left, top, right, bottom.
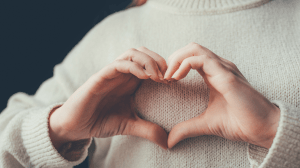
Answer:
[[146, 0, 272, 15]]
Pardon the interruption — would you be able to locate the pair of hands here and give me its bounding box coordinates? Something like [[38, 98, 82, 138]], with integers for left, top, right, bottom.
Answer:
[[49, 42, 280, 151]]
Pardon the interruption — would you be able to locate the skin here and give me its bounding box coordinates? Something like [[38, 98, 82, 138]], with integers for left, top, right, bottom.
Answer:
[[164, 42, 280, 149], [134, 0, 147, 6], [49, 46, 170, 151], [126, 0, 147, 8], [49, 43, 280, 153]]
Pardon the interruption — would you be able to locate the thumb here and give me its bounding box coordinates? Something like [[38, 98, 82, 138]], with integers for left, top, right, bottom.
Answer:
[[168, 112, 210, 149], [123, 117, 168, 150]]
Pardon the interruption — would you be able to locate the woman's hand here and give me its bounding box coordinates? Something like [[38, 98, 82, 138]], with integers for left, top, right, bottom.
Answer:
[[164, 42, 281, 149], [49, 47, 170, 150]]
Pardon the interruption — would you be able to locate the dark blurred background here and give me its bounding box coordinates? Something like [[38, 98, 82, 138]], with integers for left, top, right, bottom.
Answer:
[[0, 0, 132, 110], [0, 0, 132, 167]]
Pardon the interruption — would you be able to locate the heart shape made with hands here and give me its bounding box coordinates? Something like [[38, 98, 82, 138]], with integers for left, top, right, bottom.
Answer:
[[51, 42, 280, 152], [51, 42, 280, 153], [139, 42, 280, 150]]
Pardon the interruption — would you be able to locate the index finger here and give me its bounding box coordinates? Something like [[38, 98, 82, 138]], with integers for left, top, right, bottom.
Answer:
[[163, 42, 217, 80], [137, 46, 168, 76]]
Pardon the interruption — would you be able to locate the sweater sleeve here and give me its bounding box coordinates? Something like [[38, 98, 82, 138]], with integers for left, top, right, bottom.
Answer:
[[247, 100, 300, 168], [0, 64, 93, 168]]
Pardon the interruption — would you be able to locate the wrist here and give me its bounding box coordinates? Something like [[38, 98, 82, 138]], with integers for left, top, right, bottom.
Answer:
[[49, 106, 74, 150], [253, 104, 281, 149]]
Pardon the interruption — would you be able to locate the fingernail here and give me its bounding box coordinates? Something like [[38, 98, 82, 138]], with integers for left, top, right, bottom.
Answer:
[[158, 71, 164, 81], [171, 74, 177, 80], [163, 71, 168, 80], [160, 78, 169, 84]]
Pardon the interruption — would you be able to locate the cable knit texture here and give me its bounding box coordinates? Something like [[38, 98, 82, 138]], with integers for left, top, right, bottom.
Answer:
[[0, 0, 300, 167]]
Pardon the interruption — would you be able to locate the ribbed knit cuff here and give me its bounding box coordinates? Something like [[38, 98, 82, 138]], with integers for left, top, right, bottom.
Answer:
[[247, 100, 300, 168], [21, 103, 92, 168]]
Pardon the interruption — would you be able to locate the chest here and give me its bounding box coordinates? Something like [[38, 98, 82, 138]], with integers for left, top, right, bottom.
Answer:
[[133, 33, 300, 132]]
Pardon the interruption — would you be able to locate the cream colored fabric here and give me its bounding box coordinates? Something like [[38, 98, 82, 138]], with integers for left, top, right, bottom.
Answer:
[[1, 0, 300, 167]]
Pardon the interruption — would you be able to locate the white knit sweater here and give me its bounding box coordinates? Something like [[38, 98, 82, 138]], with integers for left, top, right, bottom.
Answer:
[[1, 0, 300, 167]]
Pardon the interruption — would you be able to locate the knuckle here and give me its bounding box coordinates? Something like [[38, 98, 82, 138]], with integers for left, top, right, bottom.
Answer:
[[88, 72, 103, 86], [147, 57, 156, 64], [189, 42, 199, 46], [202, 54, 211, 61], [189, 42, 203, 49], [128, 48, 137, 52], [181, 58, 190, 65], [113, 59, 123, 65], [112, 59, 126, 69], [204, 56, 223, 68], [157, 57, 166, 64], [137, 46, 148, 51], [127, 48, 137, 54], [224, 72, 238, 83], [132, 61, 140, 67]]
